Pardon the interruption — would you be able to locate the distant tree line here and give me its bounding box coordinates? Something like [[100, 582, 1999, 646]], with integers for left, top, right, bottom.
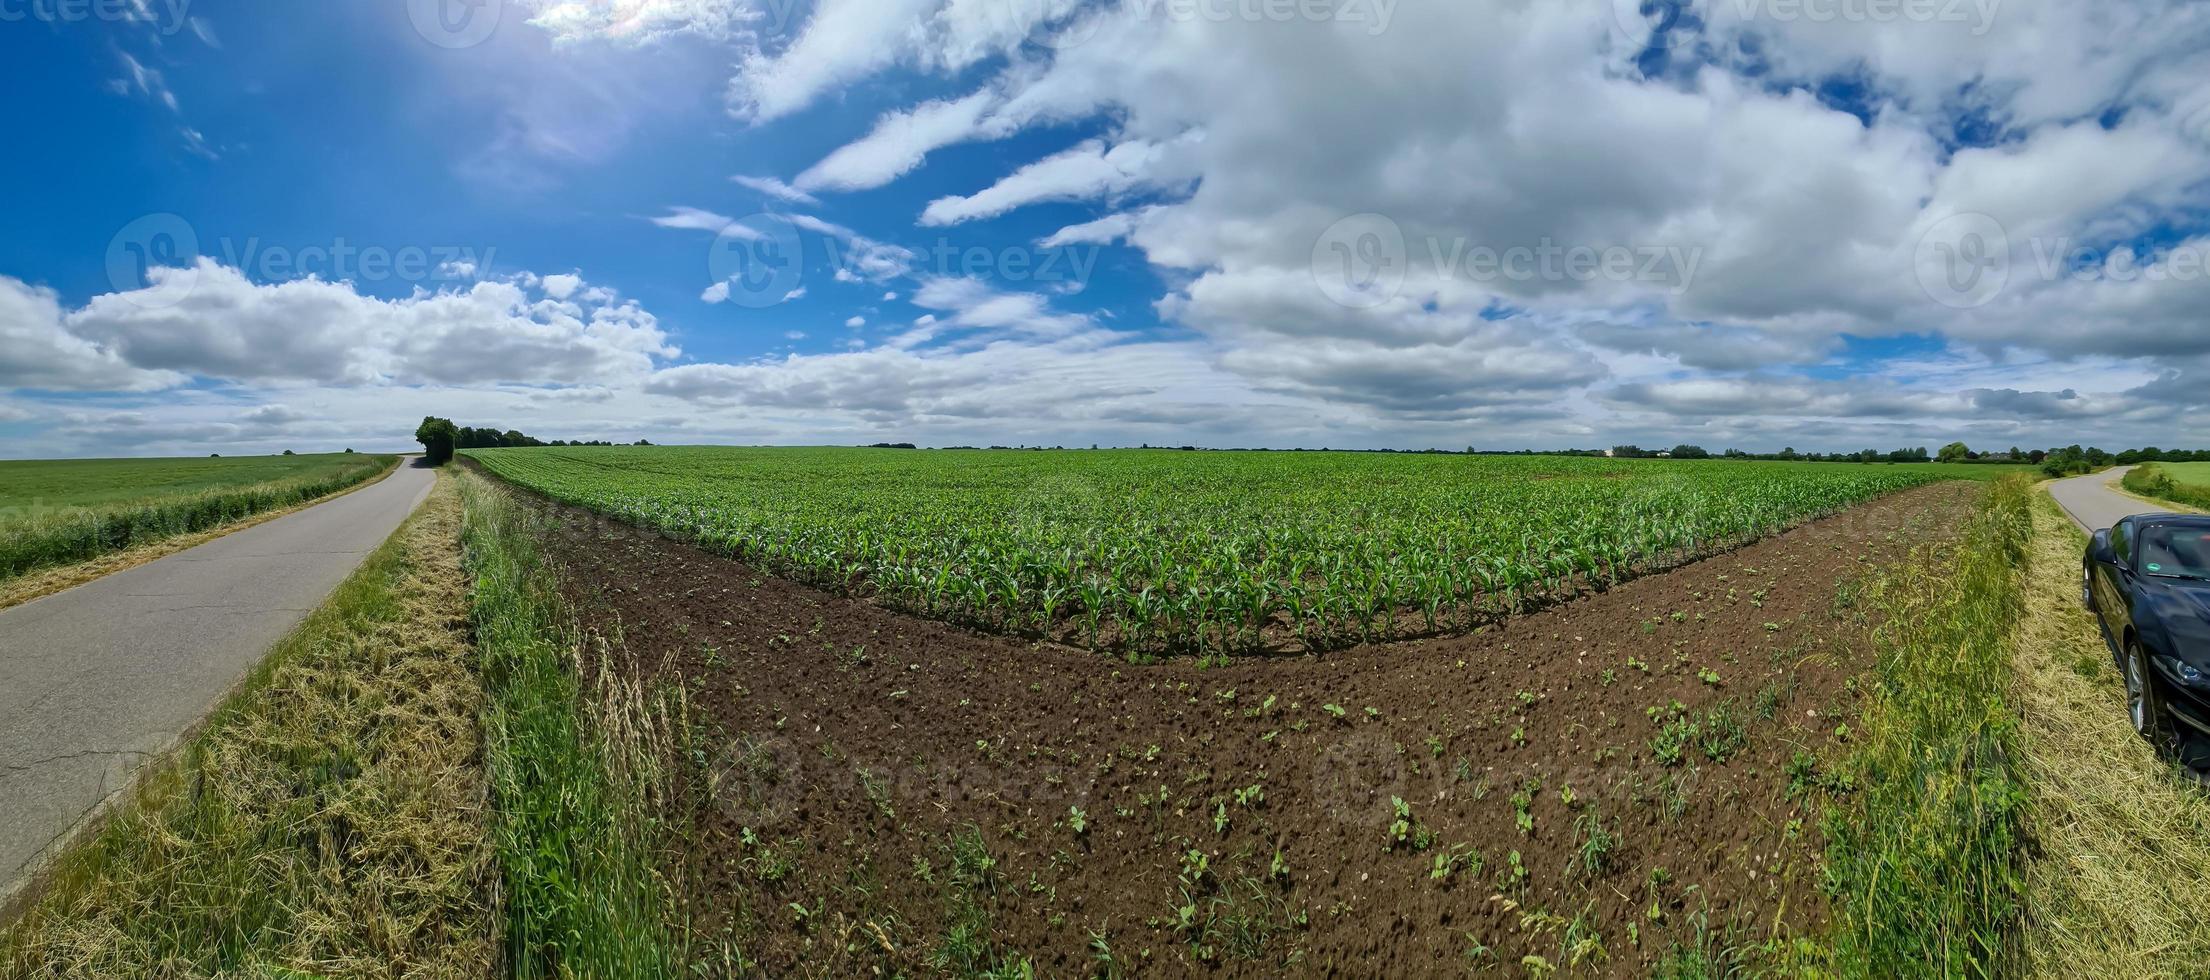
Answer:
[[415, 417, 652, 465], [850, 439, 2210, 475]]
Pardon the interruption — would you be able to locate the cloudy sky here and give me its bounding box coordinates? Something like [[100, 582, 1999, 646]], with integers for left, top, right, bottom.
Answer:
[[1, 0, 2206, 457]]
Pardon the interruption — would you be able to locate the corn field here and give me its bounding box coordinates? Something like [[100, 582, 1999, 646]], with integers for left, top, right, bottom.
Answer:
[[469, 447, 1994, 655]]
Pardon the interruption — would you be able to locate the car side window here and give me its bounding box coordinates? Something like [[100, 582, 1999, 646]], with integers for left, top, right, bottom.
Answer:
[[2112, 520, 2132, 565]]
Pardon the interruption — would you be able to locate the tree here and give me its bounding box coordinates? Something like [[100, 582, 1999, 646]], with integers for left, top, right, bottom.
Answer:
[[1937, 441, 1970, 463], [415, 416, 459, 465], [1670, 444, 1710, 459]]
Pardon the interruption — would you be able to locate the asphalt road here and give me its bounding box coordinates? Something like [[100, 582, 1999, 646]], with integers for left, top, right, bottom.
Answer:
[[0, 458, 435, 908], [2047, 466, 2163, 532]]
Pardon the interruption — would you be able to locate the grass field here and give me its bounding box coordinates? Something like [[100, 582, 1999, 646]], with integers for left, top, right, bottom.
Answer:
[[2155, 461, 2210, 485], [2121, 462, 2210, 512], [0, 453, 395, 581], [469, 446, 2027, 655]]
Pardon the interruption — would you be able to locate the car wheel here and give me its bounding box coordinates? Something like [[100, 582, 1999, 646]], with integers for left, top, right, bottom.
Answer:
[[2124, 640, 2175, 749]]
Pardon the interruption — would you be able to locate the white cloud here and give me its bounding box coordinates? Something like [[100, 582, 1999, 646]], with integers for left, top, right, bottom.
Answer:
[[727, 0, 942, 122], [61, 260, 678, 388], [1040, 212, 1137, 248], [541, 273, 584, 300], [920, 137, 1192, 226], [0, 276, 180, 392], [647, 206, 737, 233], [845, 316, 866, 328], [794, 89, 1004, 193], [519, 0, 760, 45], [731, 174, 819, 204], [701, 280, 731, 303], [111, 51, 179, 113], [776, 213, 915, 282]]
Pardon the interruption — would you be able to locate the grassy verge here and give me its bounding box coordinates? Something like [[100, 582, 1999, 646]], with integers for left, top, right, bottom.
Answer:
[[1822, 476, 2034, 978], [2013, 493, 2210, 977], [0, 454, 397, 584], [461, 468, 695, 976], [0, 470, 493, 976], [2120, 463, 2210, 512]]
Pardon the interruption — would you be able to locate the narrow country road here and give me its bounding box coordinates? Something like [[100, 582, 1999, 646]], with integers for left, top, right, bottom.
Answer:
[[2047, 466, 2164, 532], [0, 458, 436, 908]]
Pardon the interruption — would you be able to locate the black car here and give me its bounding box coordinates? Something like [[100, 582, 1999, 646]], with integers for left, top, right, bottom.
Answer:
[[2084, 514, 2210, 765]]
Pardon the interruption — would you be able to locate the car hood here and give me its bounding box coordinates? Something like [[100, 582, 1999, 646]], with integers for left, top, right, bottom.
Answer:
[[2140, 579, 2210, 658]]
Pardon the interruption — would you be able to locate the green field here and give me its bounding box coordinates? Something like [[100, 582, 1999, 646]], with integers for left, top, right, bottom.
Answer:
[[2155, 461, 2210, 485], [2122, 461, 2210, 512], [0, 453, 397, 580], [470, 446, 2024, 654]]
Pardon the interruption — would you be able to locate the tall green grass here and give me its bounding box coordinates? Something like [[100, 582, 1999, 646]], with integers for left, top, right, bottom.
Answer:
[[2121, 463, 2210, 511], [0, 454, 396, 580], [461, 471, 690, 977], [1823, 476, 2034, 977]]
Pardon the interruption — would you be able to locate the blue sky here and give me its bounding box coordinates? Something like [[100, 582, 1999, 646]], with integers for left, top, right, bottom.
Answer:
[[1, 0, 2206, 456]]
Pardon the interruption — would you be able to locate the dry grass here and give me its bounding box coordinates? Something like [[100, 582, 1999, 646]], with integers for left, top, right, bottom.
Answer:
[[0, 470, 494, 978], [0, 457, 401, 613], [2014, 491, 2210, 979]]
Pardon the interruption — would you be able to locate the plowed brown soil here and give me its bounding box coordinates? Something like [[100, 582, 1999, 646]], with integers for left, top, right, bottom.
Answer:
[[515, 479, 1979, 977]]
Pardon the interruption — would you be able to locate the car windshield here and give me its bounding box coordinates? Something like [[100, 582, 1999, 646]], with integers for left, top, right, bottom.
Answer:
[[2139, 526, 2210, 580]]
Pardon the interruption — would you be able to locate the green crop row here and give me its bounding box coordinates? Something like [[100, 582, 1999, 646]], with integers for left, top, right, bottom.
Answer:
[[468, 447, 1988, 656]]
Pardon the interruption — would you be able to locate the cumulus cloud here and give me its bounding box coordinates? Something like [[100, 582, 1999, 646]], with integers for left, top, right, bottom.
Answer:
[[703, 0, 2210, 444], [61, 260, 678, 387], [0, 276, 181, 392]]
